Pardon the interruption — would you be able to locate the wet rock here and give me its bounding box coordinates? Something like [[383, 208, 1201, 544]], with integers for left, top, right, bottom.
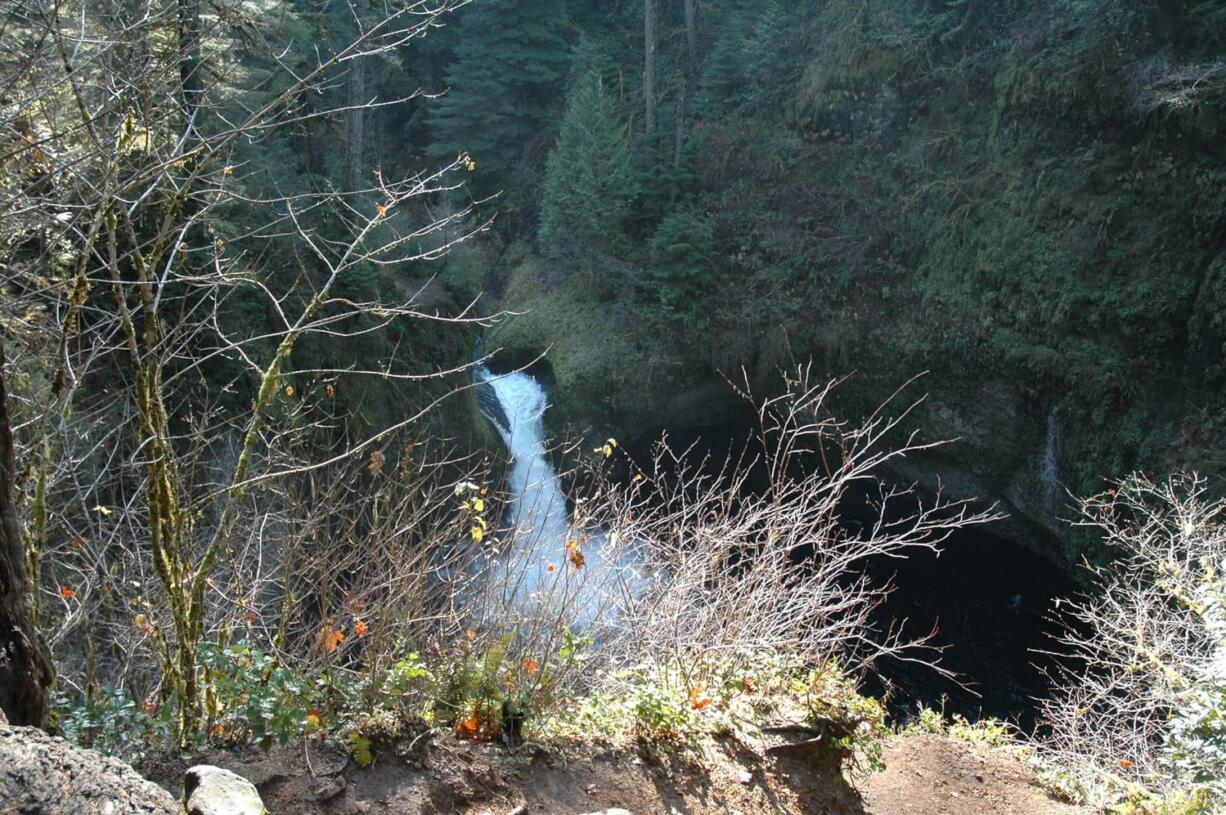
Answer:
[[0, 725, 178, 814], [184, 764, 267, 815]]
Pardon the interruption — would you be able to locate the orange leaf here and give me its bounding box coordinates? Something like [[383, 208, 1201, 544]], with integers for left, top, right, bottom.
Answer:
[[70, 535, 85, 549], [689, 688, 712, 710], [465, 629, 478, 642], [1117, 760, 1135, 769], [325, 383, 335, 398], [306, 708, 324, 728], [318, 621, 345, 653], [284, 385, 295, 397], [523, 658, 540, 675], [59, 586, 76, 600], [376, 203, 387, 218], [456, 715, 481, 737], [354, 618, 368, 638]]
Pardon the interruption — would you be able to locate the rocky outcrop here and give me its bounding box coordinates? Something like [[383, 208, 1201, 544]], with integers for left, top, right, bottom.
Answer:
[[0, 725, 179, 814], [184, 764, 267, 815]]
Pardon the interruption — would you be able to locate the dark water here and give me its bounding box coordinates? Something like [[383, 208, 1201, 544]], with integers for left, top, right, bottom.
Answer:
[[859, 527, 1080, 731]]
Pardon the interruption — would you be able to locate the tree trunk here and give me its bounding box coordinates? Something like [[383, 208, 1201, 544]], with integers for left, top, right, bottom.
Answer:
[[674, 0, 697, 167], [347, 57, 366, 191], [684, 0, 697, 68], [346, 0, 369, 193], [0, 339, 54, 728], [178, 0, 204, 119], [644, 0, 656, 134], [674, 83, 686, 169]]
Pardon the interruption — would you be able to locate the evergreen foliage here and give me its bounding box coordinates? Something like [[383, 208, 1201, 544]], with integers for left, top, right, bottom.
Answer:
[[427, 0, 571, 192], [539, 69, 637, 256], [647, 208, 716, 322]]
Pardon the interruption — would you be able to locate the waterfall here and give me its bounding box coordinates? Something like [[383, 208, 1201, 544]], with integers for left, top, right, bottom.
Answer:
[[475, 367, 638, 624], [1041, 407, 1061, 512], [477, 368, 571, 551]]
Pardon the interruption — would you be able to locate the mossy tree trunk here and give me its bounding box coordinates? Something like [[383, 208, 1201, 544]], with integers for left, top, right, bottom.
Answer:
[[0, 338, 55, 728]]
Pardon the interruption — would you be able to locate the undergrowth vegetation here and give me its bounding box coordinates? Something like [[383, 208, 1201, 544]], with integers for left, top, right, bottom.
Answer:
[[46, 368, 990, 778]]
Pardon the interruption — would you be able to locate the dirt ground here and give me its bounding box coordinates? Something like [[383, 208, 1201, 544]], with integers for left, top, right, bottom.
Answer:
[[146, 731, 1089, 815]]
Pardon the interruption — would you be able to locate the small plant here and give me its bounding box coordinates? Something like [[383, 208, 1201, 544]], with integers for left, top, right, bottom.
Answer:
[[52, 686, 176, 765], [900, 705, 1015, 749], [633, 679, 702, 754]]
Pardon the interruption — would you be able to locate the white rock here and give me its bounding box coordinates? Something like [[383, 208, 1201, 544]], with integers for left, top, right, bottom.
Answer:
[[184, 765, 267, 815]]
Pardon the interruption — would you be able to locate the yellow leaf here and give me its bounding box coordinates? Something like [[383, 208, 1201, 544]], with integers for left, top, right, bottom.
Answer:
[[472, 498, 485, 512], [92, 505, 112, 516], [306, 707, 323, 728], [470, 525, 484, 543]]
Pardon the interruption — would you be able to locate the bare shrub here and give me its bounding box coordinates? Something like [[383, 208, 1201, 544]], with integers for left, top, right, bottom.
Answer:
[[1041, 473, 1226, 806], [455, 366, 1002, 716]]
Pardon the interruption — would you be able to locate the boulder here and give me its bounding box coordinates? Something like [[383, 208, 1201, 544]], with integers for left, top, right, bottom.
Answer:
[[184, 764, 268, 815], [0, 724, 178, 814]]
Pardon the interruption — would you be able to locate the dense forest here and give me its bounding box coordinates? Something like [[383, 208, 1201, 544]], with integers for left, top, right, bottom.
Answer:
[[434, 0, 1226, 560], [2, 0, 1225, 813]]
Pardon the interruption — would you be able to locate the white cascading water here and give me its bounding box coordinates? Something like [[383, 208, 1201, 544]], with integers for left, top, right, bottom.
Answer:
[[479, 368, 571, 550], [476, 367, 636, 624], [1041, 406, 1061, 512]]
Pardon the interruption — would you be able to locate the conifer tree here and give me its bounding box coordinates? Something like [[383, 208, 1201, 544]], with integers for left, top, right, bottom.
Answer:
[[427, 0, 570, 191], [538, 69, 637, 255]]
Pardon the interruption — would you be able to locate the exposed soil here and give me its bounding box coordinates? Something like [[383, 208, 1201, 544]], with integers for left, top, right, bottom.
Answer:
[[143, 731, 1088, 815], [859, 735, 1088, 815]]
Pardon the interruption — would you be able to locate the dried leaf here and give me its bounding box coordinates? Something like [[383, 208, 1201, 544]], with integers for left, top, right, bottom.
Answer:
[[566, 539, 585, 569]]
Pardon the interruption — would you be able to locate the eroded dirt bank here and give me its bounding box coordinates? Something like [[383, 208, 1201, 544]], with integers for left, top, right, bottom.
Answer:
[[143, 732, 1088, 815]]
